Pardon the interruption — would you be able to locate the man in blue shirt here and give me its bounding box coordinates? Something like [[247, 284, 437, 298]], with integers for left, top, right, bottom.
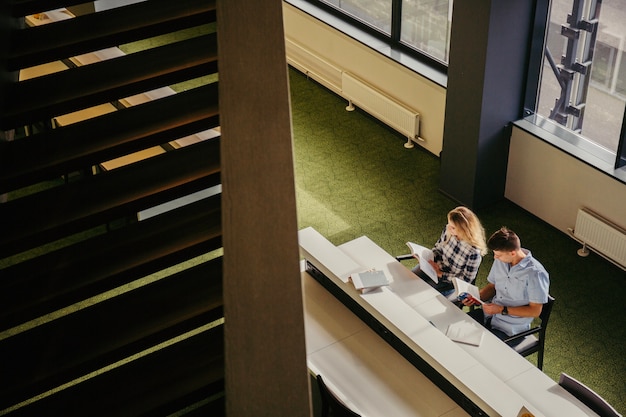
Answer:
[[462, 227, 550, 342]]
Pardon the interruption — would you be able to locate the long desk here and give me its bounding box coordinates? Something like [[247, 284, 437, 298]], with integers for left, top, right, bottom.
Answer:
[[303, 263, 470, 417], [299, 227, 600, 417]]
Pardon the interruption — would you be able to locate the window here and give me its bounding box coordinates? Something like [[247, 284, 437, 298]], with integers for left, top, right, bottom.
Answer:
[[296, 0, 626, 173], [530, 0, 626, 169], [321, 0, 392, 34], [400, 0, 452, 64], [312, 0, 453, 67]]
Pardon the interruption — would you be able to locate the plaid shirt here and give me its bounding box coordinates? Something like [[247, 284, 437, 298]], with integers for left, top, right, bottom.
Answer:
[[432, 227, 482, 283]]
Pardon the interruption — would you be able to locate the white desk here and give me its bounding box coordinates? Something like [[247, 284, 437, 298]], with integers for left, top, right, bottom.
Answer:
[[339, 236, 537, 383], [303, 264, 470, 417], [299, 227, 600, 417]]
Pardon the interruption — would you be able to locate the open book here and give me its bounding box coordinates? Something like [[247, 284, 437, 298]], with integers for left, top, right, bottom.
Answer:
[[446, 320, 484, 346], [452, 277, 484, 304], [405, 242, 438, 283], [350, 269, 391, 293]]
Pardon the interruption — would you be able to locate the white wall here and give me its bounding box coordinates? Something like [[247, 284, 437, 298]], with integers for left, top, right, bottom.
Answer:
[[505, 127, 626, 234], [282, 3, 446, 156], [283, 2, 626, 239]]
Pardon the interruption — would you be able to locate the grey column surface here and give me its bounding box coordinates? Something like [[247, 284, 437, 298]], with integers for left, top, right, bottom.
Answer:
[[440, 0, 534, 209]]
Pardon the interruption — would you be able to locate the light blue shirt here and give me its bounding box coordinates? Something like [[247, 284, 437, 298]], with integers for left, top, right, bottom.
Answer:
[[487, 249, 550, 336]]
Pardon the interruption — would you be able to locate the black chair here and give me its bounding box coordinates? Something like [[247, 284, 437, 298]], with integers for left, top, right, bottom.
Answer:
[[559, 372, 622, 417], [395, 254, 416, 262], [316, 374, 361, 417], [503, 295, 555, 370]]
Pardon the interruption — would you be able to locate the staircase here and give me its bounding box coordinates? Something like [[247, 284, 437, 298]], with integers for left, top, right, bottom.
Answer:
[[0, 1, 225, 414]]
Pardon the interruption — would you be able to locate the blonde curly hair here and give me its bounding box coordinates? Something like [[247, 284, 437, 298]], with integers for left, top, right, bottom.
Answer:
[[447, 206, 487, 255]]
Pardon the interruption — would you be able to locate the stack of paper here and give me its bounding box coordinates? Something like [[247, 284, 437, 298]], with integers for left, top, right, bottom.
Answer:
[[446, 321, 484, 346]]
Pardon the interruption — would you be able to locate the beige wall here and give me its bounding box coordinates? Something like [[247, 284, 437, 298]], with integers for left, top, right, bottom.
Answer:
[[283, 2, 626, 239], [283, 3, 446, 156], [506, 127, 626, 235]]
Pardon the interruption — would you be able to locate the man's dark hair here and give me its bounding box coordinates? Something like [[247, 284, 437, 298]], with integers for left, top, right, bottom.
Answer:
[[487, 227, 521, 252]]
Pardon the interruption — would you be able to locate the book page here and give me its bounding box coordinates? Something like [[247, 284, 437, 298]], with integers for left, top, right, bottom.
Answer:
[[406, 242, 438, 283], [406, 241, 430, 255], [452, 277, 483, 304], [446, 321, 484, 346]]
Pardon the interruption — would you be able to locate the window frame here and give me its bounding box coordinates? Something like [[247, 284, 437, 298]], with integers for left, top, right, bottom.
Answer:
[[291, 0, 449, 77], [287, 0, 626, 183], [523, 0, 626, 176]]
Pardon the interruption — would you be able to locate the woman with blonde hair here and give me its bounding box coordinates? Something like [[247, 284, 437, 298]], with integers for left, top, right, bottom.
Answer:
[[413, 206, 487, 295]]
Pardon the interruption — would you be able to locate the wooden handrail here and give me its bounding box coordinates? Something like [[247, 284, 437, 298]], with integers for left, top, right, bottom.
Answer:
[[0, 82, 219, 192], [1, 257, 223, 409], [2, 34, 217, 129], [7, 0, 216, 69], [0, 193, 222, 331], [0, 137, 221, 256]]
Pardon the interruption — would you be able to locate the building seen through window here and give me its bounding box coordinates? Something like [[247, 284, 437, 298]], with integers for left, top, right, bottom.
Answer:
[[316, 0, 452, 65], [400, 0, 452, 64], [302, 0, 626, 170], [534, 0, 626, 156], [320, 0, 392, 35]]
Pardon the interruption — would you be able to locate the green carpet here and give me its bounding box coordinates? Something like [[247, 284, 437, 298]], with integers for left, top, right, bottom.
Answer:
[[288, 67, 626, 413]]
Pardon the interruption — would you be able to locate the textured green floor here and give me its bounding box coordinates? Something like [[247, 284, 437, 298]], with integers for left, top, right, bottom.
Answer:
[[288, 67, 626, 414]]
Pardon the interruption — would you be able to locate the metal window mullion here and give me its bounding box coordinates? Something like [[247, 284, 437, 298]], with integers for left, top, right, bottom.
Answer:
[[616, 106, 626, 169], [391, 0, 402, 42]]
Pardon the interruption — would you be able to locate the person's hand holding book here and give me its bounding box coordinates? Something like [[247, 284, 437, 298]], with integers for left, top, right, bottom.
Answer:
[[427, 259, 442, 278], [458, 292, 482, 306]]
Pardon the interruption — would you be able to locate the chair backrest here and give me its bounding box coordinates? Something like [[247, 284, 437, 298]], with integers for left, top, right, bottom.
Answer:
[[538, 295, 555, 334], [559, 373, 622, 417], [316, 374, 361, 417]]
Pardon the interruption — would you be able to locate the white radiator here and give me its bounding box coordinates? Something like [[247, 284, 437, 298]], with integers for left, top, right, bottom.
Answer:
[[341, 72, 421, 148], [572, 207, 626, 270], [285, 39, 343, 94]]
